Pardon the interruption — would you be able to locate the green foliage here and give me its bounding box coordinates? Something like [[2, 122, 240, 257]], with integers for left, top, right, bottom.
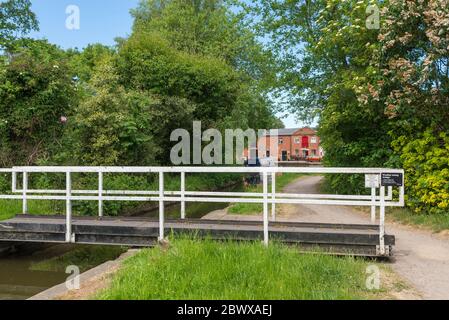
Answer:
[[97, 237, 370, 300], [63, 58, 158, 166], [71, 172, 240, 217], [0, 0, 38, 49], [247, 1, 393, 195], [0, 173, 9, 193], [72, 173, 152, 217], [393, 129, 449, 214], [0, 40, 79, 166], [66, 44, 116, 82], [251, 0, 449, 216], [131, 0, 277, 88], [117, 31, 240, 127], [0, 0, 283, 220]]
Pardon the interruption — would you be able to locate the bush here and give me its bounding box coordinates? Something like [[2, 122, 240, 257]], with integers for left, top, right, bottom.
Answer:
[[73, 173, 152, 217], [393, 129, 449, 214], [72, 172, 241, 217]]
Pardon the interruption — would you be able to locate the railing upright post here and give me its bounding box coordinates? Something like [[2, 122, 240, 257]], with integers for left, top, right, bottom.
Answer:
[[98, 171, 103, 218], [271, 171, 276, 221], [370, 187, 376, 224], [263, 171, 269, 246], [379, 185, 386, 255], [22, 171, 28, 214], [66, 171, 73, 243], [181, 171, 186, 219], [12, 171, 17, 193], [159, 171, 165, 241]]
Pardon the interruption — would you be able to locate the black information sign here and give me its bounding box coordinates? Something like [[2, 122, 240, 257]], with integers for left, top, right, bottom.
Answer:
[[381, 173, 403, 187]]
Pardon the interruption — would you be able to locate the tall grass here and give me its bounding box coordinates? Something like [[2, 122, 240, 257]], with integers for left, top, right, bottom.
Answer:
[[97, 237, 371, 300]]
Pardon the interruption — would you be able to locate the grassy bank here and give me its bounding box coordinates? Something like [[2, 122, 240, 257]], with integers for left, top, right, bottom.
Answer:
[[0, 200, 56, 221], [228, 173, 305, 215], [388, 208, 449, 233], [97, 237, 378, 300]]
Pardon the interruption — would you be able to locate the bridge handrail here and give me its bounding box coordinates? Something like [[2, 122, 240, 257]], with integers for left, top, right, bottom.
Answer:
[[0, 166, 405, 256]]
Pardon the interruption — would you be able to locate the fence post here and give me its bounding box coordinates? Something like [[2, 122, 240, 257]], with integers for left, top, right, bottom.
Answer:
[[181, 171, 186, 219], [22, 171, 28, 214], [159, 171, 165, 241], [66, 171, 73, 243], [263, 171, 269, 246], [379, 185, 386, 255], [98, 171, 103, 218], [12, 171, 17, 193], [271, 171, 276, 221], [370, 187, 376, 224]]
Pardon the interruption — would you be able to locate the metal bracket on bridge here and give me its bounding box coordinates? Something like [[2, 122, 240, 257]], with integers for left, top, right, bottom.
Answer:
[[376, 245, 391, 257], [67, 232, 76, 244]]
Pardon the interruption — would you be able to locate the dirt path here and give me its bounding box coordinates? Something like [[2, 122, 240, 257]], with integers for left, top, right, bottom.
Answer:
[[280, 175, 449, 300]]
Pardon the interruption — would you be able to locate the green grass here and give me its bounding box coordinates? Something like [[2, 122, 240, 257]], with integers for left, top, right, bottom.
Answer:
[[0, 199, 57, 221], [388, 207, 449, 233], [30, 245, 127, 273], [228, 173, 305, 215], [97, 237, 375, 300]]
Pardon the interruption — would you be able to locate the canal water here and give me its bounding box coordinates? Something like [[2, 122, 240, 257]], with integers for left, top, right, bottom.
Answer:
[[0, 197, 234, 300], [0, 245, 74, 300]]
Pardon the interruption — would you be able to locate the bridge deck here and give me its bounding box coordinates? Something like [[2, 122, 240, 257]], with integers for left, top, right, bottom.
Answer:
[[0, 215, 395, 256]]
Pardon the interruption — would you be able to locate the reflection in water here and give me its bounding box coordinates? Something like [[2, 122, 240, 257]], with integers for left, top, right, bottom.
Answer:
[[0, 246, 70, 300]]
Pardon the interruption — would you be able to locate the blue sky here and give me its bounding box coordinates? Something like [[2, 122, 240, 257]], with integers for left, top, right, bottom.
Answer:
[[28, 0, 300, 128], [29, 0, 139, 49]]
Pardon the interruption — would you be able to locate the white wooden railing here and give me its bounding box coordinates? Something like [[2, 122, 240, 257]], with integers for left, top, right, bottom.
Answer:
[[0, 167, 404, 254]]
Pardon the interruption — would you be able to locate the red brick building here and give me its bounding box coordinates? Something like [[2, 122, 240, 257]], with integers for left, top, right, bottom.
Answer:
[[244, 127, 323, 162]]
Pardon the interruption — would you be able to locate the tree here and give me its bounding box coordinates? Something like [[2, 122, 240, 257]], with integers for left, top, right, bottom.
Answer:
[[0, 40, 78, 166], [248, 0, 393, 193], [131, 0, 277, 89], [67, 44, 116, 82], [117, 31, 240, 126], [372, 0, 449, 213], [373, 0, 449, 133], [0, 0, 38, 49], [124, 0, 283, 132]]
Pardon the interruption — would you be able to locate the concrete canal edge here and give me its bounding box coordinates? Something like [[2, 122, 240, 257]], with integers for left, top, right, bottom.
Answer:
[[28, 248, 140, 300]]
